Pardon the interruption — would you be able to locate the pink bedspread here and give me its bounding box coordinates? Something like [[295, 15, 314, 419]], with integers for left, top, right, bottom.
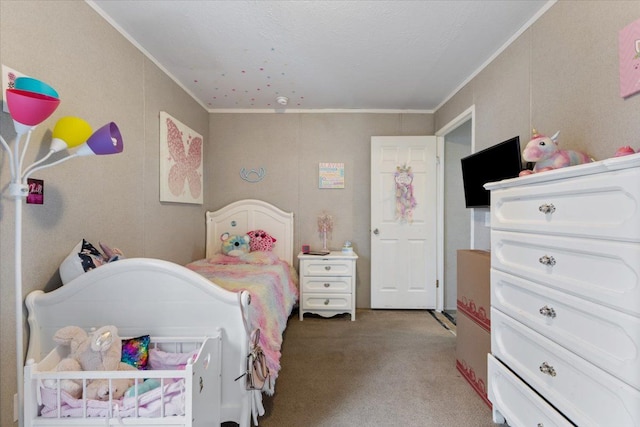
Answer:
[[185, 251, 298, 390]]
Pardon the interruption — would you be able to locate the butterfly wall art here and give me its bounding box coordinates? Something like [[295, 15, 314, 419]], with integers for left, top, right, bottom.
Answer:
[[159, 111, 203, 204]]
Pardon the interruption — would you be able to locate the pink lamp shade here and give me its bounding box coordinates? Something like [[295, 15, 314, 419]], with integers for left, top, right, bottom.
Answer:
[[6, 88, 60, 127], [13, 76, 59, 99], [75, 122, 123, 156]]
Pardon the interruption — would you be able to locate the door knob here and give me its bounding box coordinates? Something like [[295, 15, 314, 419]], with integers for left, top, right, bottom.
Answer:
[[373, 228, 379, 235]]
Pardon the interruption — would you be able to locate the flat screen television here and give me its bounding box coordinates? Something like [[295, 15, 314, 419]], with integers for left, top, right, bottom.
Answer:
[[460, 136, 522, 208]]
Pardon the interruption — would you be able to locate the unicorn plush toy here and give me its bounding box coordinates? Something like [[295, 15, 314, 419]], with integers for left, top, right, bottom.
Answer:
[[519, 129, 592, 176]]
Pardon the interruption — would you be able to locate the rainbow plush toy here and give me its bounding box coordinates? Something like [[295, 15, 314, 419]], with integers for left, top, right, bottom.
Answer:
[[519, 129, 593, 176], [220, 233, 250, 256]]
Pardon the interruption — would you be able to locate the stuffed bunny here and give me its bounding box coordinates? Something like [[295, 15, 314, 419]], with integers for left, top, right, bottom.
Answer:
[[51, 325, 135, 399]]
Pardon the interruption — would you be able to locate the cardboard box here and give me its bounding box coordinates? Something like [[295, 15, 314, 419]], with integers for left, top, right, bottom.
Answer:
[[456, 312, 491, 407], [456, 249, 490, 331]]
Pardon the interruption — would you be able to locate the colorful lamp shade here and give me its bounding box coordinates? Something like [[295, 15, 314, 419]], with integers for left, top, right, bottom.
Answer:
[[5, 89, 60, 130], [49, 117, 93, 152], [14, 76, 59, 99], [75, 122, 124, 156]]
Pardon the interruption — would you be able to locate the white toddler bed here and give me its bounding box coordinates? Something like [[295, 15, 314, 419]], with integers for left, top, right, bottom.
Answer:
[[24, 199, 296, 427]]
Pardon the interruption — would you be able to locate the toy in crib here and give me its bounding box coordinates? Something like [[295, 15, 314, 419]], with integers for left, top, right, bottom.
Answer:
[[50, 325, 137, 400], [519, 129, 593, 176]]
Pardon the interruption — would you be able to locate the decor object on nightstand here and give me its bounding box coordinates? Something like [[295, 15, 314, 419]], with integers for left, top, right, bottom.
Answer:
[[298, 251, 358, 321], [519, 129, 592, 176], [317, 212, 333, 251], [0, 76, 124, 427]]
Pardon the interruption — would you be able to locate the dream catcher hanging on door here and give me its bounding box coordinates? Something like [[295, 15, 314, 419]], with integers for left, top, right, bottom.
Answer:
[[394, 164, 417, 223]]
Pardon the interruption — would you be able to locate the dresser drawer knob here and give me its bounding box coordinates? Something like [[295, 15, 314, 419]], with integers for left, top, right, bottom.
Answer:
[[324, 283, 330, 288], [324, 299, 330, 305], [539, 305, 556, 318], [539, 362, 557, 377], [539, 203, 556, 214], [537, 424, 544, 427], [538, 255, 556, 266], [325, 266, 331, 271]]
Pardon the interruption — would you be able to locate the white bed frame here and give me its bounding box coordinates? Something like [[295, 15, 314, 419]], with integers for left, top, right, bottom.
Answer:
[[205, 199, 294, 264], [25, 199, 295, 426]]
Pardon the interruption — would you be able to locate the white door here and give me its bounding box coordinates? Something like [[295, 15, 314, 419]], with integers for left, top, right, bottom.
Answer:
[[371, 136, 438, 309]]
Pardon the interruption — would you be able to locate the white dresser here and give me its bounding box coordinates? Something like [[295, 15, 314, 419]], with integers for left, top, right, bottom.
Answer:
[[298, 251, 357, 321], [485, 154, 640, 427]]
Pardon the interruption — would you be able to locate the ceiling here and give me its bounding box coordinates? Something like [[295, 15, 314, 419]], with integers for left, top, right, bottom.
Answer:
[[88, 0, 552, 112]]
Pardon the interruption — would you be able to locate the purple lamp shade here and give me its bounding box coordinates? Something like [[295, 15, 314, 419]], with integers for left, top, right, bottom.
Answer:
[[5, 89, 60, 126], [75, 122, 124, 156]]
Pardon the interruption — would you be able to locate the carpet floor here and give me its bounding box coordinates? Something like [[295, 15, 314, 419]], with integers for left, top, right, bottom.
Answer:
[[250, 309, 500, 427]]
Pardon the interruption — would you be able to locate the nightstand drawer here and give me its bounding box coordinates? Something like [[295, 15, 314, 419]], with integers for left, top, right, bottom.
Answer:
[[302, 277, 351, 293], [301, 293, 352, 310], [301, 259, 353, 276]]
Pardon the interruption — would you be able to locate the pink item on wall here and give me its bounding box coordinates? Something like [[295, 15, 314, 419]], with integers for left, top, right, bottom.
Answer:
[[619, 18, 640, 98]]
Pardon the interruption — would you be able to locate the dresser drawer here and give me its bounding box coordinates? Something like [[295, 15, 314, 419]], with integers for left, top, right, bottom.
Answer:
[[301, 259, 353, 276], [302, 276, 351, 293], [490, 167, 640, 241], [301, 293, 352, 310], [488, 354, 573, 427], [491, 308, 640, 427], [492, 230, 640, 315], [492, 269, 640, 390]]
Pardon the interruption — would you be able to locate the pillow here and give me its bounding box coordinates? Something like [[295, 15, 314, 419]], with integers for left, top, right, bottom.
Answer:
[[148, 348, 198, 370], [59, 239, 104, 284], [239, 251, 281, 265], [59, 239, 124, 285], [247, 229, 277, 252], [121, 335, 150, 370]]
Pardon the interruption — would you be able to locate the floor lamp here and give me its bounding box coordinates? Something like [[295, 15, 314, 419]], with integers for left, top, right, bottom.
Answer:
[[0, 76, 124, 426]]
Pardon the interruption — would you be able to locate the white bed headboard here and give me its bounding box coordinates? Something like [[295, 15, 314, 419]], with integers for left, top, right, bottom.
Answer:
[[206, 199, 294, 264]]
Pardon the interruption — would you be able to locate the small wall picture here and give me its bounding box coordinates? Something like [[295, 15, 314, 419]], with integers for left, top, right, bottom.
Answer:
[[159, 111, 203, 204], [319, 162, 345, 189], [2, 64, 27, 113], [619, 17, 640, 98], [26, 178, 43, 204]]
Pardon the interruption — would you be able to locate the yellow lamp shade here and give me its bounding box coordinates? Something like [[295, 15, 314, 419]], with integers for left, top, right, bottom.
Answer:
[[49, 117, 93, 152]]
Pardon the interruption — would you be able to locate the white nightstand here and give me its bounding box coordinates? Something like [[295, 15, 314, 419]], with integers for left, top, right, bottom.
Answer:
[[298, 251, 358, 321]]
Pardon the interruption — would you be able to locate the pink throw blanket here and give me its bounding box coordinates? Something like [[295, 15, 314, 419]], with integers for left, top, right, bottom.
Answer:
[[40, 380, 185, 419], [185, 251, 298, 392]]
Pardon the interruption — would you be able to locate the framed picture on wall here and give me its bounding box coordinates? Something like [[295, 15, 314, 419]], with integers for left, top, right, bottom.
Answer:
[[159, 111, 204, 204], [319, 162, 345, 189], [619, 18, 640, 98]]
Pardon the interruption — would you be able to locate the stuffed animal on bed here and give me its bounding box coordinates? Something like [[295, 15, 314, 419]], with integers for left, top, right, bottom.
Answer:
[[51, 325, 136, 400], [220, 232, 251, 257], [519, 129, 593, 176], [247, 229, 277, 252]]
